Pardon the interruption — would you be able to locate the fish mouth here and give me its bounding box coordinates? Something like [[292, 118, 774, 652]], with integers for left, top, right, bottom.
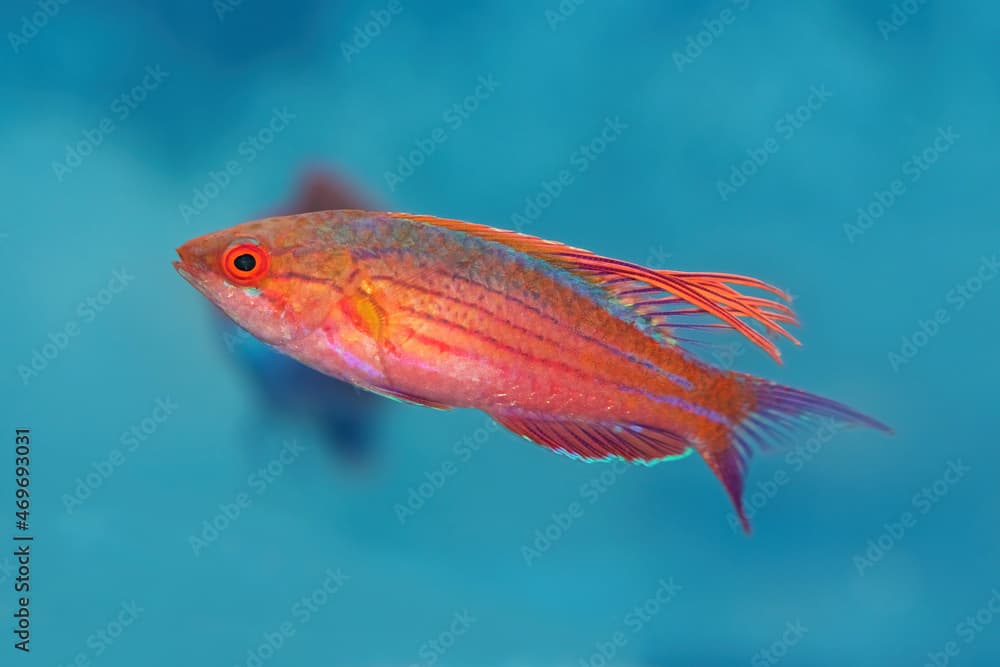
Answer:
[[173, 245, 215, 299], [172, 259, 200, 290]]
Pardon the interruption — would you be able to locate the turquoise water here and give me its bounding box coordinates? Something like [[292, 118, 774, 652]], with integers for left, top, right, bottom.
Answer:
[[3, 1, 998, 665]]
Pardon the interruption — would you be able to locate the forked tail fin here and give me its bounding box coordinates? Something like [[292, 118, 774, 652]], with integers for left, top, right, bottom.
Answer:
[[700, 379, 893, 533]]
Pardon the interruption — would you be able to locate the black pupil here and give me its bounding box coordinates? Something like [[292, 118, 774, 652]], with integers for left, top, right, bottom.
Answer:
[[233, 253, 256, 272]]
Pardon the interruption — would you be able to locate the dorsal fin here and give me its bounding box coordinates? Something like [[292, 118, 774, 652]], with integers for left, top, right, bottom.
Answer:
[[386, 212, 800, 363]]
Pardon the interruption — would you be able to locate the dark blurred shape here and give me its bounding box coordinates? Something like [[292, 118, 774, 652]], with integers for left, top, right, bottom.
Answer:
[[215, 165, 382, 467], [274, 165, 377, 217]]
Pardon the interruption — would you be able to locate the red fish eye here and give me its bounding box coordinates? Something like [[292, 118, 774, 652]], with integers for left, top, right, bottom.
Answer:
[[222, 242, 270, 285]]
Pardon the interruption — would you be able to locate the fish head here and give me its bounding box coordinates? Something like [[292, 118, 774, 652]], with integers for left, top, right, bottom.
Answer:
[[175, 214, 353, 347]]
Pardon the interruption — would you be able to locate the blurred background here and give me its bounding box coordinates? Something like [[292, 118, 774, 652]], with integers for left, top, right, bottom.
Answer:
[[2, 1, 998, 665]]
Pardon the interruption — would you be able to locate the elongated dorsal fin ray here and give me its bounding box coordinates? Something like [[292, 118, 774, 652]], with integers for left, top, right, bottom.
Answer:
[[387, 212, 800, 363]]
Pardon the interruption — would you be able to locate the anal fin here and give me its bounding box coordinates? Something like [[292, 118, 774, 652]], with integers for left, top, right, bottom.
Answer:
[[489, 410, 693, 464]]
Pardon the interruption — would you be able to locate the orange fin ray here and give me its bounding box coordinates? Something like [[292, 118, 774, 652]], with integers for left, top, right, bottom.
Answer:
[[582, 270, 800, 358]]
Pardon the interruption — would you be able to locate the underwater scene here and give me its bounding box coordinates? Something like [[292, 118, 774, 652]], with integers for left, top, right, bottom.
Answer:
[[2, 1, 999, 665]]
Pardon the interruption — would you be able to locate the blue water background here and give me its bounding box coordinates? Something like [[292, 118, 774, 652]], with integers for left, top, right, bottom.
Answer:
[[2, 1, 998, 665]]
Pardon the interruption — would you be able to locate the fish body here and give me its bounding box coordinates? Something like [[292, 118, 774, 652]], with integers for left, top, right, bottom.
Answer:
[[175, 210, 891, 531], [280, 215, 725, 422]]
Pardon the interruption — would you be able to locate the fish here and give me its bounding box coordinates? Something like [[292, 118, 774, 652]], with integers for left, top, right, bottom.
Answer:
[[174, 210, 892, 531], [213, 167, 382, 466]]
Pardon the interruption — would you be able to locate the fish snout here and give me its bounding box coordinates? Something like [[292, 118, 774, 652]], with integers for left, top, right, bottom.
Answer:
[[173, 237, 222, 295], [175, 238, 206, 270]]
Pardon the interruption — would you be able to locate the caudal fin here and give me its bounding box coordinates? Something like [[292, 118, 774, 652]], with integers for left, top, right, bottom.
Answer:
[[701, 379, 893, 533]]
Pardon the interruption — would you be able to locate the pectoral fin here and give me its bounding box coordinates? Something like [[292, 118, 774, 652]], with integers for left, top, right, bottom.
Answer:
[[344, 280, 385, 338], [339, 277, 397, 378], [338, 272, 448, 408]]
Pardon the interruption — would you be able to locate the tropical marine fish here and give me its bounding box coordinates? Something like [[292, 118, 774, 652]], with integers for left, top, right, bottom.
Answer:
[[174, 211, 891, 531]]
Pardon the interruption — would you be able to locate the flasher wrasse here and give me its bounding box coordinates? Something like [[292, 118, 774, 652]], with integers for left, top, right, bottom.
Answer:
[[174, 211, 891, 532]]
